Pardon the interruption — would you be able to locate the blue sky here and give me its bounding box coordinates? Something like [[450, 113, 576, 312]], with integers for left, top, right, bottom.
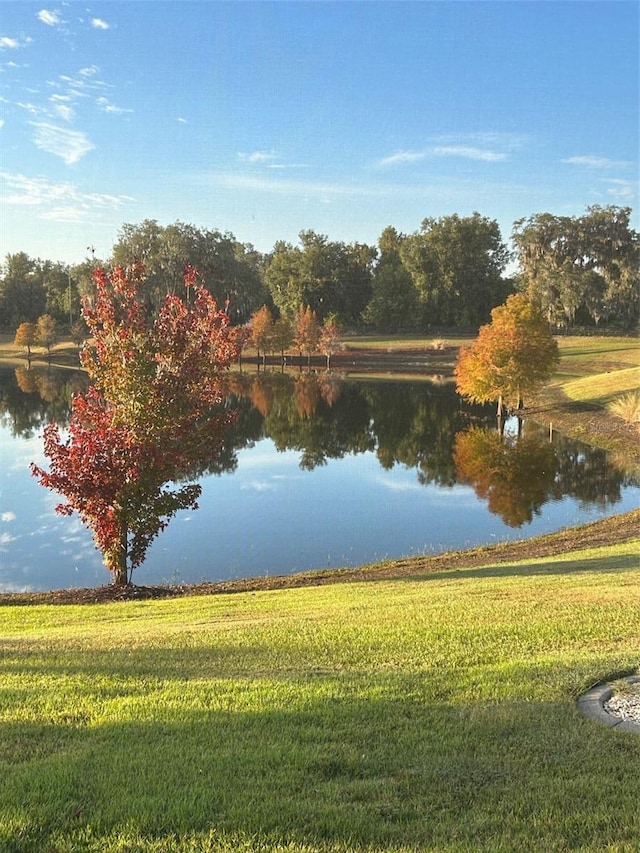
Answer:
[[1, 1, 637, 265]]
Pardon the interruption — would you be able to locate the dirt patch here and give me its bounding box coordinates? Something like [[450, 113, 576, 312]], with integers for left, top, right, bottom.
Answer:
[[523, 384, 640, 470]]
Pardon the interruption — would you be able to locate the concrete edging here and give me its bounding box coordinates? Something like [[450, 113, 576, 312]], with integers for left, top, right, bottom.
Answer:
[[577, 675, 640, 734]]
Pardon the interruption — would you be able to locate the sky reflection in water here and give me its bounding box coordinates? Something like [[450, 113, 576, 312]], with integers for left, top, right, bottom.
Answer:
[[1, 368, 638, 593]]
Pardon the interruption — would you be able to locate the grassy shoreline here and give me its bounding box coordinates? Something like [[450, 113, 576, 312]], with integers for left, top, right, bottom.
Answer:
[[1, 531, 639, 851]]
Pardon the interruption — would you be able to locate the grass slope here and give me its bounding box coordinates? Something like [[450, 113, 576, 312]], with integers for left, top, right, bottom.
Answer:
[[1, 537, 639, 852]]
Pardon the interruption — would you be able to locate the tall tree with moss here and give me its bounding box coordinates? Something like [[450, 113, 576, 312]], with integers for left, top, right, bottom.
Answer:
[[512, 205, 639, 329]]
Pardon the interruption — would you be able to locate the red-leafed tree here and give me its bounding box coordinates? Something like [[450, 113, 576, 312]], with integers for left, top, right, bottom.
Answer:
[[31, 263, 242, 586]]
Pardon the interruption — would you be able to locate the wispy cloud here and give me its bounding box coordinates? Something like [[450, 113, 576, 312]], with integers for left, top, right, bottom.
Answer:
[[209, 171, 531, 208], [378, 150, 426, 167], [214, 172, 392, 199], [30, 121, 94, 163], [378, 133, 523, 168], [432, 145, 506, 162], [52, 102, 74, 122], [1, 512, 16, 522], [91, 18, 110, 30], [96, 96, 132, 115], [375, 476, 423, 493], [563, 155, 627, 169], [237, 150, 308, 170], [379, 143, 508, 168], [241, 480, 277, 492], [0, 35, 32, 50], [605, 179, 636, 201], [37, 9, 62, 27], [2, 172, 135, 220], [239, 150, 279, 164]]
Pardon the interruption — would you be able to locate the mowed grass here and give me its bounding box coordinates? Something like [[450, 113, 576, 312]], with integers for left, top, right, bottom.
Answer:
[[553, 338, 640, 404], [1, 541, 640, 852]]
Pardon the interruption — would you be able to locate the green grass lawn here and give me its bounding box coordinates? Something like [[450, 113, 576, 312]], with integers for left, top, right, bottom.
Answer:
[[1, 539, 639, 852]]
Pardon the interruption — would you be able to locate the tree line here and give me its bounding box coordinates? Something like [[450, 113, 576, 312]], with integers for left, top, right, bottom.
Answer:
[[1, 206, 637, 335]]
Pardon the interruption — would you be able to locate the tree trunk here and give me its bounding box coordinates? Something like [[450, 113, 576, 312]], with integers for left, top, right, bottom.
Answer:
[[111, 520, 129, 586]]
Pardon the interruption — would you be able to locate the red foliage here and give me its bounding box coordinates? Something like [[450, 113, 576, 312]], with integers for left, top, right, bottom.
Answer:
[[32, 264, 242, 585]]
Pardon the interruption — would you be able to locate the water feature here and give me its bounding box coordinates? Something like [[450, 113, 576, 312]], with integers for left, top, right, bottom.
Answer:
[[1, 365, 638, 592]]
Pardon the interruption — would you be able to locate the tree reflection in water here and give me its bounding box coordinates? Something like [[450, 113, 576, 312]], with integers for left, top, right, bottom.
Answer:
[[454, 424, 557, 526]]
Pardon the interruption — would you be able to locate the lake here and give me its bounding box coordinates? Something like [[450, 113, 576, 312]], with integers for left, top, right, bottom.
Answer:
[[1, 365, 638, 592]]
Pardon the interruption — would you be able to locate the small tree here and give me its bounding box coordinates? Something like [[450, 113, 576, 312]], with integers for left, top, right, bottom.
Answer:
[[70, 317, 88, 348], [14, 322, 38, 358], [455, 293, 559, 418], [249, 305, 275, 365], [36, 314, 57, 358], [32, 264, 241, 586], [294, 305, 321, 366], [319, 316, 342, 369], [271, 316, 293, 362]]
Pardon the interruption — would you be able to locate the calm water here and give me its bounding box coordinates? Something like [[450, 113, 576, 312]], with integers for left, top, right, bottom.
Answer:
[[1, 365, 638, 592]]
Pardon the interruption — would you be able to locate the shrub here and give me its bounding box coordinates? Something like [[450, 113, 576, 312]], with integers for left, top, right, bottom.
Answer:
[[608, 390, 640, 425]]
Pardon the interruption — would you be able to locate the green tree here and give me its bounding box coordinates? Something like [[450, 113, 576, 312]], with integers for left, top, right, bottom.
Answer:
[[362, 226, 419, 331], [40, 262, 79, 327], [265, 231, 375, 326], [0, 253, 46, 330], [271, 316, 294, 360], [111, 220, 269, 321], [455, 293, 559, 418], [401, 213, 511, 328]]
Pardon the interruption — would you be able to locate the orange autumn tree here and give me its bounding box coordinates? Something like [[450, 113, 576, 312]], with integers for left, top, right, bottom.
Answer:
[[249, 304, 275, 365], [455, 293, 559, 418], [14, 322, 38, 358], [32, 264, 242, 586], [319, 315, 342, 369], [294, 305, 321, 366]]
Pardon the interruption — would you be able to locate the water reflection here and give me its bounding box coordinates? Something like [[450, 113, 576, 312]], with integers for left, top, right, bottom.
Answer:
[[454, 425, 558, 526], [0, 365, 638, 591], [0, 366, 88, 437]]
